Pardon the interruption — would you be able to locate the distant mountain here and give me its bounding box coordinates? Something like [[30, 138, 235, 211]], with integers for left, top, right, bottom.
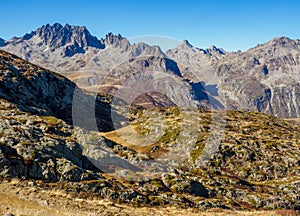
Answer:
[[213, 36, 300, 117], [166, 39, 223, 83], [1, 23, 300, 117], [166, 36, 300, 117], [4, 23, 104, 57], [0, 23, 166, 73]]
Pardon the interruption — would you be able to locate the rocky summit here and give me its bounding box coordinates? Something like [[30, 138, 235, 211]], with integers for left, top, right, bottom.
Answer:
[[0, 50, 300, 212]]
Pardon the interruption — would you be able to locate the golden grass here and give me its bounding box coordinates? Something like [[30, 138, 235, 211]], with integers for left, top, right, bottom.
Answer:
[[0, 180, 288, 216], [101, 125, 153, 153], [285, 118, 300, 125]]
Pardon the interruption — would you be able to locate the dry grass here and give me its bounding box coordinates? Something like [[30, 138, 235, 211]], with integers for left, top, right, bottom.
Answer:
[[0, 180, 290, 216], [285, 118, 300, 125], [101, 125, 153, 153]]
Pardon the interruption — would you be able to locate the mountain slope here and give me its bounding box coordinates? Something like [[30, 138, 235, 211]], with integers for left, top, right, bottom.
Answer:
[[0, 49, 121, 132], [213, 37, 300, 117], [166, 40, 225, 83], [166, 37, 300, 117], [0, 24, 190, 108]]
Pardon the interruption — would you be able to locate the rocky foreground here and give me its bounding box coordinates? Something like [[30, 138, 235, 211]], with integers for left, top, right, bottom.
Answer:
[[0, 50, 300, 214], [1, 96, 300, 211]]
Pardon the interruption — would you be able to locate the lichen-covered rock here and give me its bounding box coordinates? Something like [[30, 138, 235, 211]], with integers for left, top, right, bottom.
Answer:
[[0, 99, 104, 182], [196, 200, 229, 210]]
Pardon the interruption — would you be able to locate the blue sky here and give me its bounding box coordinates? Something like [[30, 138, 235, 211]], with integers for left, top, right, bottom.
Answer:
[[1, 0, 300, 51]]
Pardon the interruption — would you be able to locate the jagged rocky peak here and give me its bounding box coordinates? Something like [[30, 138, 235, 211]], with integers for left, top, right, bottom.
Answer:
[[2, 23, 106, 57], [101, 32, 130, 49], [104, 32, 125, 44], [269, 36, 296, 46], [206, 45, 226, 55], [167, 39, 199, 53], [34, 23, 104, 51], [136, 42, 160, 50], [269, 37, 300, 52], [171, 39, 226, 57], [252, 36, 300, 52], [181, 39, 193, 48], [129, 42, 165, 58]]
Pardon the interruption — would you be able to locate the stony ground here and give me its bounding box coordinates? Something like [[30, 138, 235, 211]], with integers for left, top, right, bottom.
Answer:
[[1, 100, 300, 211], [1, 178, 297, 216]]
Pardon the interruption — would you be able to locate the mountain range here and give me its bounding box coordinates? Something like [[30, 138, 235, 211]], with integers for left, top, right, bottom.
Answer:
[[1, 23, 300, 118]]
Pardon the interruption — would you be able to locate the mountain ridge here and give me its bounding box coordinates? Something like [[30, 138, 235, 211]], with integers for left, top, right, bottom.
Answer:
[[2, 23, 299, 54]]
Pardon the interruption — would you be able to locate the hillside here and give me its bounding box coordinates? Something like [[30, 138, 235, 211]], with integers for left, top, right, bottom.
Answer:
[[1, 96, 300, 211], [0, 44, 300, 214]]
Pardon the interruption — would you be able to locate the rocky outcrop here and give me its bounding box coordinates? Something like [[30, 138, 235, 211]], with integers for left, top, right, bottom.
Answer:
[[0, 99, 103, 182], [0, 50, 122, 132], [101, 32, 130, 50], [1, 98, 300, 209]]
